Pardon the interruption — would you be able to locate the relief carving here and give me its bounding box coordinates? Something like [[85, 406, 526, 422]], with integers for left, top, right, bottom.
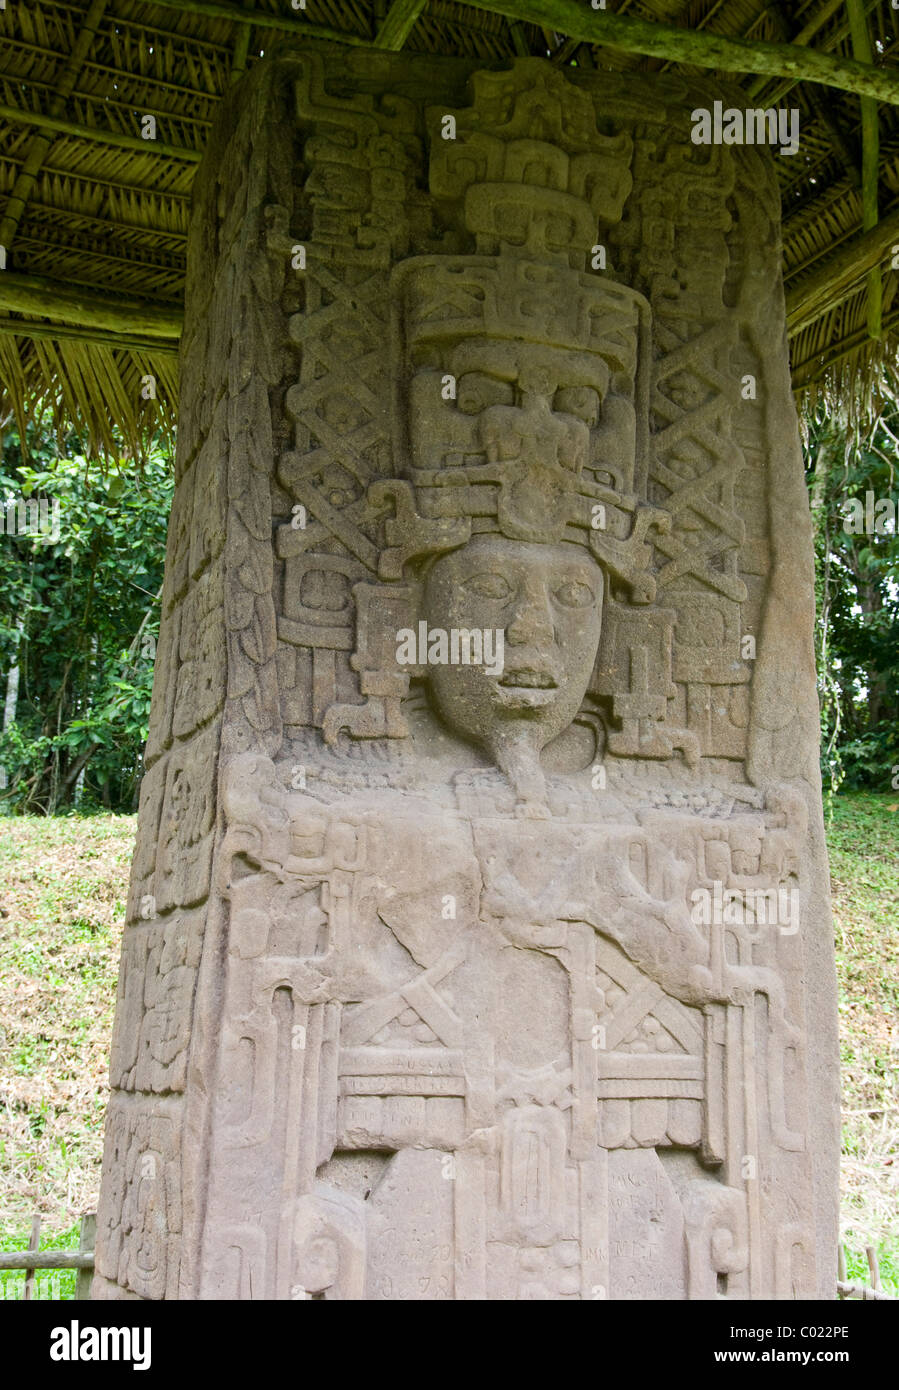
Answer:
[[95, 50, 838, 1302]]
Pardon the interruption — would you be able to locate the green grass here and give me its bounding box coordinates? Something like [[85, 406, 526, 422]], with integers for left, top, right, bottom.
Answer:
[[0, 814, 132, 1299], [0, 797, 896, 1298], [826, 793, 899, 1294]]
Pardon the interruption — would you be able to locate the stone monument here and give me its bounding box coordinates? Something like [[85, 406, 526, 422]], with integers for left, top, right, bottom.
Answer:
[[93, 46, 839, 1301]]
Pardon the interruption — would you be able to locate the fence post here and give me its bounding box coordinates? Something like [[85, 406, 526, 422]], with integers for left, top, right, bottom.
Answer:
[[866, 1245, 881, 1293], [23, 1215, 41, 1301], [75, 1214, 96, 1300]]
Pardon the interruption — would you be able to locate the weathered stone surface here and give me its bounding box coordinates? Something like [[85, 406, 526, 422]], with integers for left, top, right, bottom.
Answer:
[[94, 46, 839, 1301]]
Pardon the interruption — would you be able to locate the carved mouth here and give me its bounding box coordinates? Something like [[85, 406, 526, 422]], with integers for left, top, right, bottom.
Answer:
[[498, 669, 558, 690]]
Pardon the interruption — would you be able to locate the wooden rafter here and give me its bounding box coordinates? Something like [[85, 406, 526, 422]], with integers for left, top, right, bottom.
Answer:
[[508, 21, 532, 58], [785, 204, 899, 333], [0, 0, 110, 249], [374, 0, 429, 51], [0, 0, 895, 429], [0, 272, 182, 340], [457, 0, 899, 105], [763, 0, 860, 192], [847, 0, 883, 340], [0, 104, 203, 163], [745, 0, 870, 98], [229, 3, 253, 86], [137, 0, 368, 45], [0, 316, 180, 357]]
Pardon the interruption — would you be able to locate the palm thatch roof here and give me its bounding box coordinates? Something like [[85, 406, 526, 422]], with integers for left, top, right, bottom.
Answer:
[[0, 0, 897, 454]]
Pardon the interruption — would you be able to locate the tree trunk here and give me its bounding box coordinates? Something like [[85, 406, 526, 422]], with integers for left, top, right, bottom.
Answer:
[[0, 618, 24, 805]]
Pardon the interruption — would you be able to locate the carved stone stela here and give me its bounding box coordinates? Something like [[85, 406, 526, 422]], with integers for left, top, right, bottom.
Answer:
[[94, 48, 839, 1301]]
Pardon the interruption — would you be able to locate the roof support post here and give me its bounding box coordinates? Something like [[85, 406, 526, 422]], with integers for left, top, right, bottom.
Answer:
[[373, 0, 428, 50], [847, 0, 882, 340]]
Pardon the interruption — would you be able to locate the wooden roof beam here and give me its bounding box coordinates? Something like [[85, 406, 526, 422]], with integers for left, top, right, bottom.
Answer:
[[141, 0, 368, 45], [374, 0, 428, 51], [0, 104, 203, 163], [0, 271, 183, 341], [745, 0, 880, 102], [508, 22, 532, 58], [785, 203, 899, 333], [229, 0, 257, 84], [0, 151, 192, 202], [0, 0, 110, 251], [763, 1, 859, 192], [457, 0, 899, 105], [0, 316, 180, 357], [848, 0, 882, 341]]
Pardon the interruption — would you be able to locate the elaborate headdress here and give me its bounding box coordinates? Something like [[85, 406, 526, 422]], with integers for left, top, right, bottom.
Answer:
[[278, 64, 670, 745], [369, 63, 668, 602]]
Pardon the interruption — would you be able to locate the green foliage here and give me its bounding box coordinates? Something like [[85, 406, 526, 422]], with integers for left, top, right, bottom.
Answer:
[[806, 405, 899, 793], [0, 422, 172, 813]]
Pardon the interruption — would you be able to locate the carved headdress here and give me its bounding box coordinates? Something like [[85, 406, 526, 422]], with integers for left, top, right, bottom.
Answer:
[[371, 63, 668, 604], [277, 65, 671, 745]]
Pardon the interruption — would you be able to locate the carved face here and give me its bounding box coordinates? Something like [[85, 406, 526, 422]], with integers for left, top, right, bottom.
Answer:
[[422, 533, 604, 758], [454, 339, 602, 465], [408, 341, 609, 543]]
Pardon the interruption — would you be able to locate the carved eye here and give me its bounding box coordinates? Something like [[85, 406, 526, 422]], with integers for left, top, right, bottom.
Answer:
[[457, 372, 514, 415], [553, 386, 600, 427], [463, 572, 514, 600], [554, 579, 596, 608]]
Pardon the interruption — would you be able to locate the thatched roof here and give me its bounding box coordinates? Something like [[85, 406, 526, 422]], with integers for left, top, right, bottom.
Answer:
[[0, 0, 897, 454]]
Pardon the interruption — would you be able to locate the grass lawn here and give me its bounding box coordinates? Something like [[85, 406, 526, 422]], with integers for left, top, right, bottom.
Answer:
[[0, 795, 896, 1298]]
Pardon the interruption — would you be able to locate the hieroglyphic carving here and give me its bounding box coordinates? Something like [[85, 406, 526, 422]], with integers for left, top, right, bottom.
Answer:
[[93, 1095, 182, 1300]]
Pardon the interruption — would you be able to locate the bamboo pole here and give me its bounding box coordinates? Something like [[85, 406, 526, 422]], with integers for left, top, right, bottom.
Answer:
[[785, 204, 899, 333], [0, 104, 203, 162], [229, 0, 255, 84], [0, 316, 180, 356], [847, 0, 882, 340], [139, 0, 368, 45], [374, 0, 428, 50], [458, 0, 899, 106], [0, 0, 110, 249], [0, 272, 183, 339], [509, 21, 532, 58], [745, 0, 876, 99]]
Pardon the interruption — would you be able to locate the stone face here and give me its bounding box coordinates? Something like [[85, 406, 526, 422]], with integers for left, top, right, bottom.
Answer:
[[93, 47, 840, 1301]]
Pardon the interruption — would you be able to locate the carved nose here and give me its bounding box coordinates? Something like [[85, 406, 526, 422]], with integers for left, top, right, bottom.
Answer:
[[506, 587, 554, 645]]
